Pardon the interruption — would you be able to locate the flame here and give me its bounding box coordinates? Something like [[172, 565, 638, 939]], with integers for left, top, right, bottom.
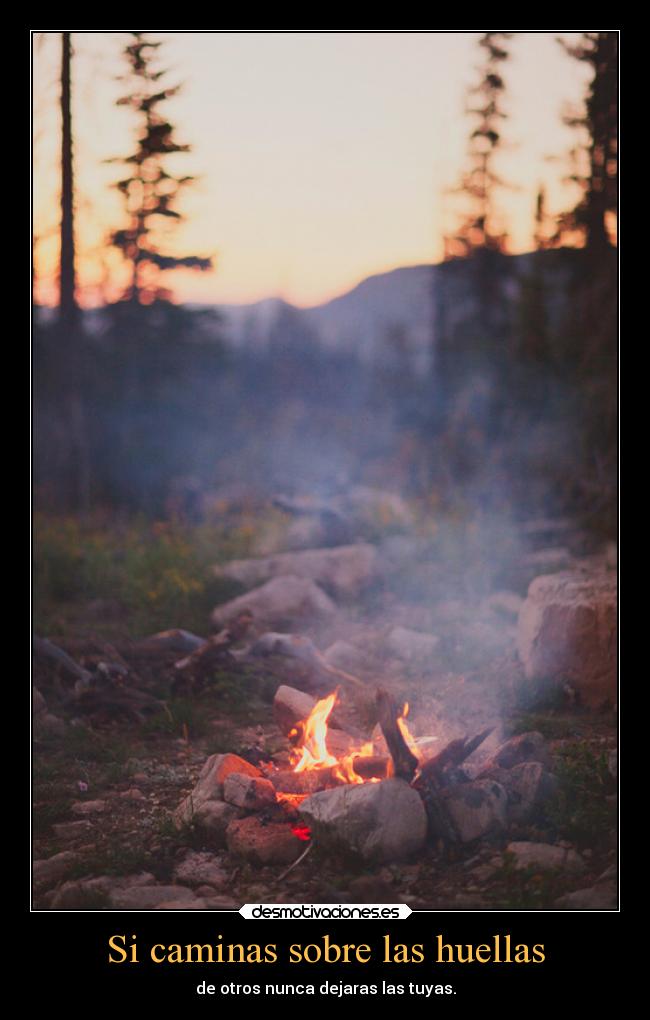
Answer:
[[289, 691, 413, 786], [290, 692, 339, 772], [397, 701, 424, 764]]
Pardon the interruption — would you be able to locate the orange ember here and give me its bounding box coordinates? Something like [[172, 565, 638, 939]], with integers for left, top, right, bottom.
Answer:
[[291, 822, 311, 841]]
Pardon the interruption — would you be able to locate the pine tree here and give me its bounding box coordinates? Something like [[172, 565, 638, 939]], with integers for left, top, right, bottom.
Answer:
[[109, 32, 212, 303], [555, 32, 618, 250], [59, 31, 79, 330], [447, 32, 513, 257]]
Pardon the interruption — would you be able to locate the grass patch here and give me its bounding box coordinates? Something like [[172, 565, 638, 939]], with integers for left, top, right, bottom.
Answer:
[[546, 741, 616, 850], [34, 513, 248, 639], [487, 853, 575, 909]]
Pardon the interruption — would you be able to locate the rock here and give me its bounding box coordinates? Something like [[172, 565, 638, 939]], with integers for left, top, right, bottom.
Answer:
[[52, 820, 92, 841], [33, 687, 66, 737], [555, 880, 618, 909], [211, 575, 336, 630], [442, 780, 508, 843], [226, 816, 305, 865], [216, 544, 378, 599], [192, 801, 240, 846], [323, 640, 367, 673], [299, 779, 427, 864], [136, 629, 207, 654], [223, 773, 277, 810], [109, 884, 198, 910], [480, 731, 550, 773], [155, 898, 207, 910], [273, 685, 317, 734], [341, 486, 414, 531], [33, 851, 79, 892], [120, 788, 145, 801], [506, 841, 586, 874], [174, 753, 260, 830], [50, 872, 155, 909], [484, 762, 558, 823], [517, 570, 617, 708], [70, 799, 106, 816], [386, 626, 440, 663], [484, 591, 524, 619], [173, 852, 228, 888]]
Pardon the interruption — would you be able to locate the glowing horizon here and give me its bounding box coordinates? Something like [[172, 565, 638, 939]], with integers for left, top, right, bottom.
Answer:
[[33, 31, 591, 309]]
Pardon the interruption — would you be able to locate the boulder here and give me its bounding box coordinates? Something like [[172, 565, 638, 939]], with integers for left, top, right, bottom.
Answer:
[[109, 884, 198, 910], [442, 779, 508, 843], [299, 779, 427, 863], [323, 640, 368, 673], [223, 773, 277, 810], [50, 872, 155, 909], [386, 626, 439, 663], [173, 852, 228, 888], [226, 816, 305, 865], [484, 762, 557, 823], [215, 544, 378, 599], [506, 841, 586, 874], [273, 685, 317, 735], [174, 753, 260, 832], [480, 731, 550, 774], [517, 570, 617, 707], [555, 880, 617, 910], [211, 576, 336, 630], [33, 851, 79, 892]]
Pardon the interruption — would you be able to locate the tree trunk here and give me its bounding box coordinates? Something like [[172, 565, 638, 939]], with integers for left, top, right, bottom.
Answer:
[[59, 31, 78, 332]]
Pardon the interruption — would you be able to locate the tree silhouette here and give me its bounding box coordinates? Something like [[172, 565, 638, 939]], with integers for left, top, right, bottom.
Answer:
[[446, 32, 513, 257], [555, 32, 618, 250], [108, 32, 212, 303], [59, 31, 79, 331]]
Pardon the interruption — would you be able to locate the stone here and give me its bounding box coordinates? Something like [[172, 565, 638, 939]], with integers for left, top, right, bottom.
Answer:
[[33, 687, 66, 736], [211, 575, 336, 630], [483, 762, 558, 823], [50, 872, 155, 909], [506, 841, 586, 874], [484, 591, 524, 619], [226, 816, 305, 865], [442, 780, 508, 843], [386, 626, 440, 663], [323, 640, 367, 672], [192, 801, 239, 846], [155, 898, 207, 910], [70, 799, 106, 816], [137, 629, 207, 655], [299, 779, 427, 864], [517, 570, 617, 707], [173, 852, 228, 888], [33, 851, 79, 891], [273, 685, 317, 735], [223, 773, 277, 810], [555, 880, 618, 910], [174, 753, 260, 829], [52, 820, 92, 841], [109, 884, 198, 910], [215, 544, 378, 599], [480, 731, 550, 773]]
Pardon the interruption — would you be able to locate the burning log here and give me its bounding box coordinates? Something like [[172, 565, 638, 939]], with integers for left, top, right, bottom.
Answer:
[[351, 755, 390, 781], [375, 688, 419, 783], [268, 767, 337, 795], [416, 727, 494, 787]]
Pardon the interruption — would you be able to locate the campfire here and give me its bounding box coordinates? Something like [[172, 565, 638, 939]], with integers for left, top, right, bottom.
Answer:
[[174, 677, 557, 867]]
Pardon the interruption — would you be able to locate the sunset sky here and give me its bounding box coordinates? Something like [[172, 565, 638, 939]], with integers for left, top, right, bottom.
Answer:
[[33, 31, 589, 309]]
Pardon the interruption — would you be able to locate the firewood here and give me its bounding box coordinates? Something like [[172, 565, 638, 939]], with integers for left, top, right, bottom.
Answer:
[[267, 767, 337, 795], [375, 688, 419, 782], [351, 755, 390, 780], [416, 727, 494, 786]]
